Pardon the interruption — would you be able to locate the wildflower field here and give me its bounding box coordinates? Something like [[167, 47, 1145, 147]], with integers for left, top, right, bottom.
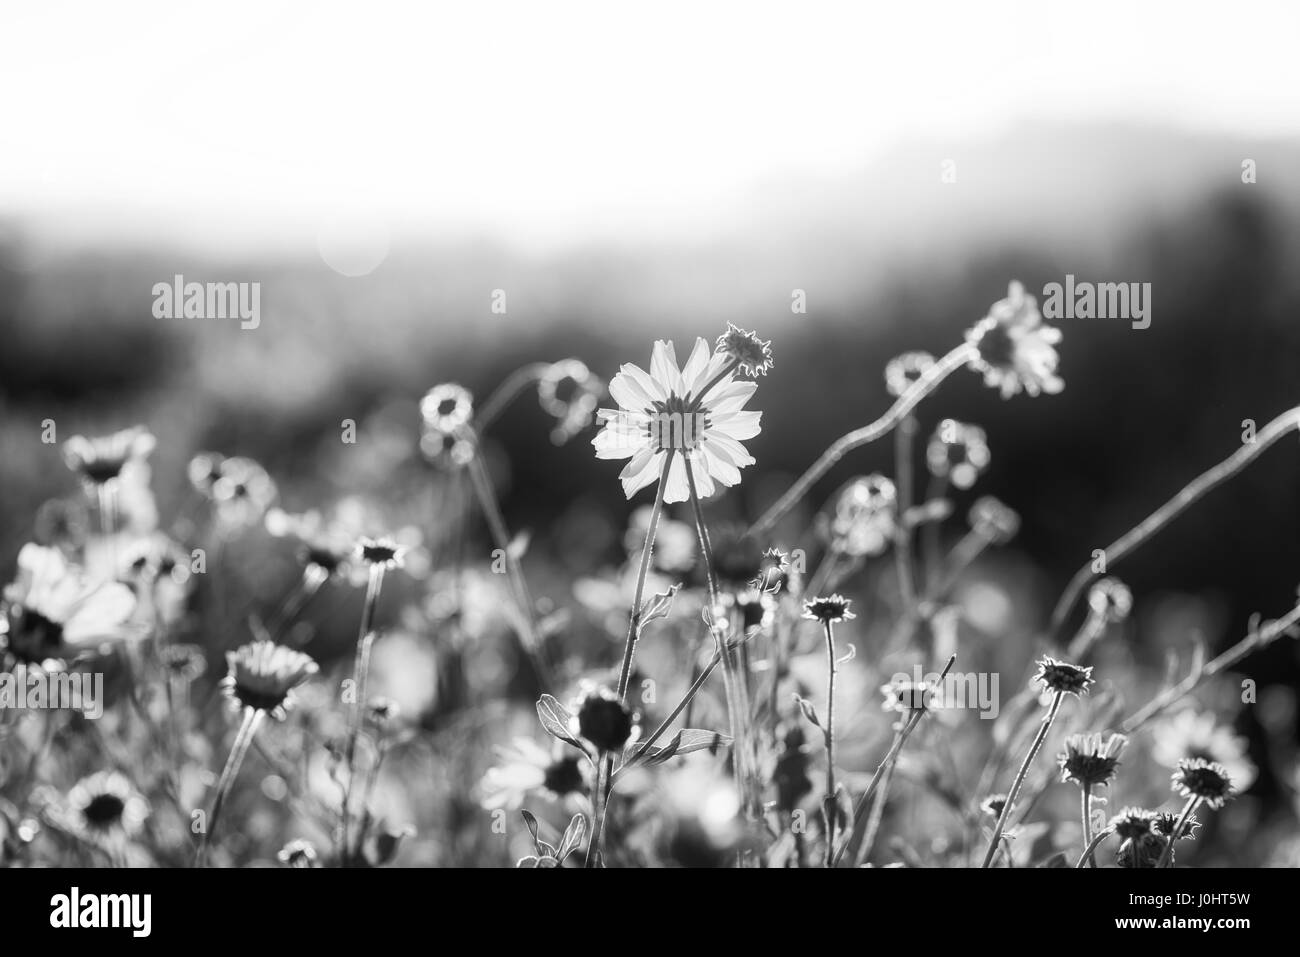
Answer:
[[2, 269, 1297, 871]]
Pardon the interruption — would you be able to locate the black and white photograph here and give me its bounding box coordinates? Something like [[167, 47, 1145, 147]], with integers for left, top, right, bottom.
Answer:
[[1, 0, 1298, 928]]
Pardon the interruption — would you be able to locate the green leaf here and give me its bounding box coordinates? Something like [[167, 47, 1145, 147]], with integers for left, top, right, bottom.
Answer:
[[536, 694, 585, 754], [557, 813, 587, 863], [638, 583, 681, 629]]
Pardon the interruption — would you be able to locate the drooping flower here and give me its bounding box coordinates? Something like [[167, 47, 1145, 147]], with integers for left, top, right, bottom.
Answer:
[[965, 281, 1064, 398], [926, 419, 991, 490], [802, 595, 856, 625], [221, 640, 319, 720], [1, 544, 137, 666], [1153, 809, 1201, 842], [1032, 656, 1093, 697], [884, 351, 936, 399], [593, 338, 762, 503], [62, 427, 156, 490], [1058, 732, 1127, 788], [67, 771, 150, 838], [715, 323, 774, 377], [1152, 710, 1257, 792], [1171, 758, 1234, 809]]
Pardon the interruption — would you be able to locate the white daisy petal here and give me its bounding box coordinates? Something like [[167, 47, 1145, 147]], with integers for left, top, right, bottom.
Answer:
[[650, 341, 683, 395], [620, 363, 668, 404], [593, 425, 643, 459], [662, 455, 691, 503], [62, 583, 137, 646], [687, 454, 716, 498], [689, 352, 730, 399], [608, 371, 656, 411], [710, 410, 762, 441], [706, 432, 756, 468], [680, 337, 712, 392], [705, 380, 756, 414], [620, 449, 663, 499], [701, 447, 742, 486]]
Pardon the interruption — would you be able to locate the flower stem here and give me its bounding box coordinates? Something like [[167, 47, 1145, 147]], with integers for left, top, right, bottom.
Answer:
[[981, 690, 1064, 868], [1122, 601, 1300, 733], [472, 362, 552, 432], [464, 442, 553, 688], [893, 414, 919, 609], [749, 343, 975, 537], [1050, 405, 1300, 636], [1075, 826, 1114, 868], [342, 562, 386, 864], [1081, 784, 1096, 868], [583, 756, 607, 868], [617, 451, 675, 701], [196, 706, 264, 867], [628, 650, 721, 762], [684, 456, 759, 823], [821, 619, 839, 867], [267, 565, 328, 642], [1157, 796, 1201, 868]]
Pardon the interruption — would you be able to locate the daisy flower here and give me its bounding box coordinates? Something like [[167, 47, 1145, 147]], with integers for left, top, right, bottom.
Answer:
[[61, 426, 155, 489], [420, 383, 475, 433], [593, 338, 761, 503], [1, 544, 137, 666], [188, 453, 277, 530], [1087, 577, 1133, 624], [1033, 655, 1093, 697], [965, 281, 1064, 398], [67, 771, 150, 839], [221, 639, 319, 720], [1171, 758, 1235, 809], [830, 475, 897, 557], [537, 359, 605, 444], [968, 496, 1020, 544], [570, 686, 637, 753], [802, 594, 856, 625], [479, 738, 589, 811], [1152, 709, 1257, 792], [715, 323, 774, 377]]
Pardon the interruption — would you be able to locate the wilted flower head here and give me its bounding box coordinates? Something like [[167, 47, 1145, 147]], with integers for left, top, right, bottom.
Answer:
[[1, 544, 137, 666], [593, 338, 761, 503], [538, 359, 604, 444], [570, 686, 636, 753], [965, 281, 1064, 398], [1033, 656, 1093, 697], [62, 426, 155, 489], [715, 323, 774, 377], [802, 594, 855, 625], [884, 351, 936, 398], [926, 419, 991, 490], [968, 496, 1020, 544], [277, 839, 320, 868], [420, 383, 475, 433], [1087, 578, 1133, 624], [356, 537, 405, 570], [222, 640, 319, 719], [831, 474, 897, 557], [419, 426, 476, 470], [1171, 758, 1234, 808], [1058, 732, 1127, 787], [1152, 709, 1257, 793], [67, 771, 149, 838]]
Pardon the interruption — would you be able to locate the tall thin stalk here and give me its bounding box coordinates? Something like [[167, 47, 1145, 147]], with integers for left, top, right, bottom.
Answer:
[[1050, 405, 1300, 636], [1081, 784, 1096, 867], [981, 691, 1064, 868], [749, 343, 976, 537], [342, 562, 386, 863], [196, 706, 264, 867], [820, 619, 840, 868]]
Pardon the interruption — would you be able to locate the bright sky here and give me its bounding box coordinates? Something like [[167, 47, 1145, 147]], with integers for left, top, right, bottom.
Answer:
[[3, 0, 1299, 252]]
